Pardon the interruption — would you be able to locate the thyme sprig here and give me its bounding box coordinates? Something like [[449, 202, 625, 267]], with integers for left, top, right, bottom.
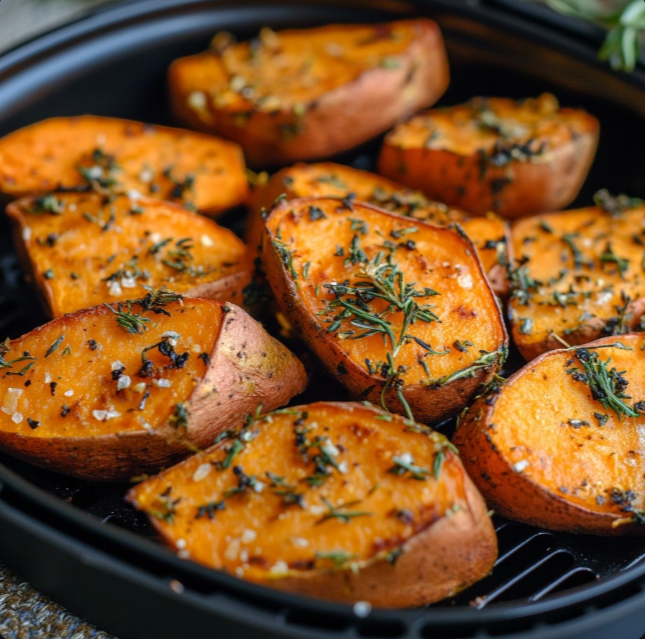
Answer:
[[567, 347, 640, 420], [105, 302, 151, 334], [317, 497, 372, 524], [0, 338, 36, 370], [323, 251, 440, 357]]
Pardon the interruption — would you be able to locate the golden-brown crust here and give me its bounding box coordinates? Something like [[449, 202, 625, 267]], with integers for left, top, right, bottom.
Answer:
[[0, 302, 306, 482], [378, 97, 599, 219], [128, 400, 496, 607], [0, 116, 249, 216], [260, 197, 508, 424], [6, 194, 254, 318], [267, 471, 497, 607], [169, 20, 449, 167], [454, 334, 645, 535]]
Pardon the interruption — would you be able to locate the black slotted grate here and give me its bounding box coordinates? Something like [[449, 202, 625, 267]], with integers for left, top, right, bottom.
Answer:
[[2, 209, 645, 612]]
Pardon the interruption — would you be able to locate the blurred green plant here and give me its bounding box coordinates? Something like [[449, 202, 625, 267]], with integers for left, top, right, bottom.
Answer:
[[530, 0, 645, 71]]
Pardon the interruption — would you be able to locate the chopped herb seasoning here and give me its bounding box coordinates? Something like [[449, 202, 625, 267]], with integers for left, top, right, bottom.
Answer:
[[389, 453, 430, 480], [45, 334, 65, 358], [43, 269, 55, 280], [567, 348, 640, 420], [169, 403, 189, 429], [196, 500, 225, 520], [27, 418, 40, 430], [308, 205, 327, 221], [105, 302, 151, 334], [317, 497, 371, 524]]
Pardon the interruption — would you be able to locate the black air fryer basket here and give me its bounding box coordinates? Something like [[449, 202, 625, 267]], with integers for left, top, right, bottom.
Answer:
[[2, 1, 645, 638]]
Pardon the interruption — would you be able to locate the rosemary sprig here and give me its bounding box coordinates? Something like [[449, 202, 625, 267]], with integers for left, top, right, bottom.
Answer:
[[529, 0, 645, 72]]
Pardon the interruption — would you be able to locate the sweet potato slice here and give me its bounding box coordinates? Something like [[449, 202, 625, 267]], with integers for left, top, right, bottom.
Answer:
[[128, 401, 497, 607], [250, 162, 511, 296], [169, 20, 449, 167], [0, 116, 248, 216], [7, 192, 252, 318], [0, 295, 306, 481], [378, 94, 599, 219], [261, 197, 507, 424], [454, 334, 645, 535], [508, 192, 645, 361]]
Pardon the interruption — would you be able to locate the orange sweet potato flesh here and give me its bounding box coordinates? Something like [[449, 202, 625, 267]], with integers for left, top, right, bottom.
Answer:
[[250, 162, 511, 296], [508, 195, 645, 361], [7, 192, 252, 317], [0, 116, 248, 216], [128, 401, 497, 607], [378, 94, 599, 219], [169, 20, 449, 167], [454, 334, 645, 535], [261, 197, 508, 424], [0, 297, 306, 481]]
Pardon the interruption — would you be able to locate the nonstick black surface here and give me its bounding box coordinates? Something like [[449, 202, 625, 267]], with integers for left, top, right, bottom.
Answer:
[[2, 2, 645, 639]]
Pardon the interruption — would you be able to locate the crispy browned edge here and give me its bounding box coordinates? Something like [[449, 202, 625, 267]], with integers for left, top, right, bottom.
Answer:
[[377, 120, 599, 219], [169, 19, 450, 167], [248, 166, 513, 299], [0, 302, 307, 482], [453, 334, 645, 535], [127, 400, 498, 608], [260, 197, 508, 425], [6, 196, 254, 318]]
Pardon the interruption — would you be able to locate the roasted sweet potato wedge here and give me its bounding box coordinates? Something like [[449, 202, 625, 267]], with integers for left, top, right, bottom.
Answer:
[[508, 192, 645, 361], [0, 294, 306, 481], [169, 20, 449, 167], [128, 401, 497, 607], [7, 192, 252, 318], [454, 334, 645, 535], [378, 94, 599, 219], [261, 197, 508, 424], [0, 116, 248, 216], [250, 162, 511, 296]]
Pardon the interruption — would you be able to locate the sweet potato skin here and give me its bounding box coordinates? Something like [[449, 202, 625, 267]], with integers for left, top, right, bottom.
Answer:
[[0, 116, 248, 216], [0, 301, 306, 481], [7, 193, 252, 318], [169, 20, 449, 167], [454, 334, 645, 535], [128, 401, 497, 607], [508, 199, 645, 360], [261, 197, 507, 424], [378, 94, 599, 219], [249, 162, 511, 296]]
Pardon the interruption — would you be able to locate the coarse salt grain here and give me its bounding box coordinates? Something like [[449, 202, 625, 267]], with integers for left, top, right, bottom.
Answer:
[[64, 389, 74, 397], [176, 539, 187, 550], [192, 463, 212, 482], [269, 561, 289, 575], [2, 388, 23, 415], [457, 273, 473, 290], [108, 280, 123, 296], [92, 409, 121, 421], [153, 378, 172, 388], [117, 375, 131, 391], [241, 529, 257, 544], [133, 382, 147, 393], [201, 234, 214, 247], [11, 412, 23, 424], [292, 538, 309, 548], [513, 460, 530, 473], [22, 227, 32, 241]]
